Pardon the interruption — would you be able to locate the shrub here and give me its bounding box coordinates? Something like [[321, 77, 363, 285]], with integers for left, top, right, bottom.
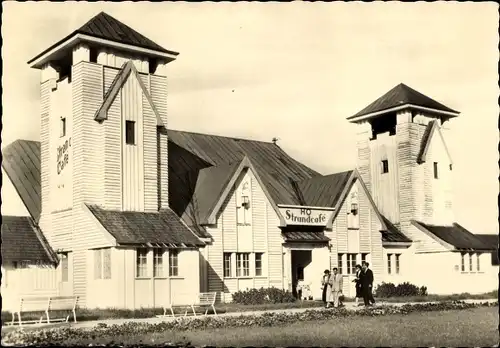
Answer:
[[232, 287, 296, 305], [375, 282, 427, 298]]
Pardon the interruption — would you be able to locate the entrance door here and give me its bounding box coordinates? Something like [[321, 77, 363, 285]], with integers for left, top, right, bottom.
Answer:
[[291, 250, 312, 298]]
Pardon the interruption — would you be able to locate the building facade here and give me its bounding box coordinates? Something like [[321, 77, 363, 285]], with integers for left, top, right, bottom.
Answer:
[[1, 12, 497, 311]]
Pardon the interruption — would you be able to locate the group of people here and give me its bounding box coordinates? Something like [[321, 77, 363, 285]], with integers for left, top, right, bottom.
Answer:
[[321, 261, 375, 308]]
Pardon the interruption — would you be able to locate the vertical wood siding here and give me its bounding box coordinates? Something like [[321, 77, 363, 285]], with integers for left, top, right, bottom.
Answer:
[[267, 202, 283, 288], [39, 80, 53, 243], [103, 67, 122, 210], [251, 171, 268, 252], [143, 79, 158, 212], [121, 74, 145, 211], [206, 222, 224, 302], [71, 62, 115, 306], [150, 75, 168, 208], [222, 190, 238, 251], [369, 134, 400, 222]]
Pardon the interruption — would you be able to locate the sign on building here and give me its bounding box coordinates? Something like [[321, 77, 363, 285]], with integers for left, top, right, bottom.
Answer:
[[278, 205, 335, 226]]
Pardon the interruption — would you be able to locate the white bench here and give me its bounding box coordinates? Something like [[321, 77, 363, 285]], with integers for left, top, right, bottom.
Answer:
[[11, 296, 79, 326], [162, 292, 218, 318]]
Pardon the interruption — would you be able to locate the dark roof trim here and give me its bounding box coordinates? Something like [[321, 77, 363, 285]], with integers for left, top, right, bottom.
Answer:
[[416, 121, 453, 165], [325, 169, 389, 233], [94, 60, 164, 127], [28, 12, 179, 65], [205, 156, 286, 226], [28, 218, 59, 264]]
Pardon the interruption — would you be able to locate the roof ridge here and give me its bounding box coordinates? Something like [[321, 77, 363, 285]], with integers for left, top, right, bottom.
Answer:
[[167, 128, 275, 145]]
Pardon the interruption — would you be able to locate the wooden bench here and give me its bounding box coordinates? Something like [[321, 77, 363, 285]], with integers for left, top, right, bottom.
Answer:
[[11, 296, 79, 326], [162, 292, 218, 318]]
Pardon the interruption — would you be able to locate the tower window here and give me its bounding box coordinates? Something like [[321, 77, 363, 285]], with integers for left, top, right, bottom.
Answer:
[[449, 164, 453, 171], [60, 117, 66, 138], [433, 162, 439, 179], [89, 48, 98, 63], [381, 160, 389, 174], [125, 120, 136, 145]]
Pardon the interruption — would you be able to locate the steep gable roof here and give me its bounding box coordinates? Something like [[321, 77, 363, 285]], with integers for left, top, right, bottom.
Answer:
[[2, 140, 42, 222], [348, 83, 459, 119], [296, 170, 353, 207], [1, 216, 57, 264], [94, 60, 164, 127], [416, 120, 453, 164]]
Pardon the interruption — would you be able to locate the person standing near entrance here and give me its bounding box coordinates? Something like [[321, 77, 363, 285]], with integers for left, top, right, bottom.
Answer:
[[321, 269, 331, 306], [329, 267, 343, 308], [352, 264, 363, 306], [361, 261, 375, 306]]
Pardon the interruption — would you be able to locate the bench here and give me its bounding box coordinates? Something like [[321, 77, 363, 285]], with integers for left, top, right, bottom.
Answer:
[[11, 296, 79, 326], [162, 292, 218, 318]]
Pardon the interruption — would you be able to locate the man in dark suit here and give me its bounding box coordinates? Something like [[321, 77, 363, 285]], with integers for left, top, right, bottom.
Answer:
[[361, 261, 375, 306]]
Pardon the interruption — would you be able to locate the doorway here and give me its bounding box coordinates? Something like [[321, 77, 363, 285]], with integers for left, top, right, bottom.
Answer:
[[291, 250, 312, 298]]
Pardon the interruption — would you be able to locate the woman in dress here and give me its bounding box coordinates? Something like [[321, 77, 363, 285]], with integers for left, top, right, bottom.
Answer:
[[353, 264, 363, 305], [321, 269, 331, 307]]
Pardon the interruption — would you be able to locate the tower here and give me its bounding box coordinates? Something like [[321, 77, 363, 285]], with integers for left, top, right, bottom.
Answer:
[[28, 12, 178, 305], [348, 83, 460, 238]]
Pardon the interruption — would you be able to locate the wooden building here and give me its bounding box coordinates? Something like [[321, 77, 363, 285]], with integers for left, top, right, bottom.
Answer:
[[1, 12, 497, 310]]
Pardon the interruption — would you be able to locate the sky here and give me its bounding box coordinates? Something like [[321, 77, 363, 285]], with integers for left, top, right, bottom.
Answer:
[[2, 2, 499, 234]]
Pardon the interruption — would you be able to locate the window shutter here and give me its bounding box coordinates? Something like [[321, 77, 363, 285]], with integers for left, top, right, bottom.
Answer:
[[103, 248, 111, 279]]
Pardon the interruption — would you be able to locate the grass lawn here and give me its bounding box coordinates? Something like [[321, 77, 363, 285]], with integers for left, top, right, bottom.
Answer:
[[59, 306, 499, 346], [2, 290, 497, 325]]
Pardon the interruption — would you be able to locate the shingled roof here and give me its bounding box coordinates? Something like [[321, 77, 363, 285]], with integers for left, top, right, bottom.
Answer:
[[348, 83, 460, 119], [296, 170, 353, 207], [413, 221, 493, 251], [28, 12, 178, 65], [2, 139, 42, 222], [86, 205, 204, 247], [1, 216, 57, 264]]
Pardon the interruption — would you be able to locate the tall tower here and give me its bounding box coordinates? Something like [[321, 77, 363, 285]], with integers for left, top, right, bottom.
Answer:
[[347, 83, 460, 238], [28, 12, 178, 304]]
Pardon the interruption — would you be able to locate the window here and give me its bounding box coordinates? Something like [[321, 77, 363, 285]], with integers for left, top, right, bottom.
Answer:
[[153, 249, 164, 278], [60, 117, 66, 138], [236, 182, 251, 225], [387, 254, 392, 274], [449, 164, 453, 171], [125, 120, 136, 145], [460, 252, 466, 272], [476, 253, 481, 272], [255, 253, 263, 276], [60, 252, 69, 282], [433, 162, 439, 179], [95, 248, 111, 280], [89, 47, 98, 63], [381, 160, 389, 174], [169, 249, 179, 277], [136, 248, 148, 278], [338, 254, 344, 274], [236, 253, 250, 277], [223, 253, 232, 278], [395, 254, 400, 274], [347, 253, 357, 275], [350, 203, 358, 215], [469, 253, 473, 272]]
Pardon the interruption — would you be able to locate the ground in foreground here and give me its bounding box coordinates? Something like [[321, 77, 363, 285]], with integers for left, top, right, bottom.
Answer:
[[62, 307, 498, 347]]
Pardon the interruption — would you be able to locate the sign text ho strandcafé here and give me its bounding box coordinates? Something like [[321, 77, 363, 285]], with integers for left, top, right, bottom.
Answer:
[[278, 205, 335, 227]]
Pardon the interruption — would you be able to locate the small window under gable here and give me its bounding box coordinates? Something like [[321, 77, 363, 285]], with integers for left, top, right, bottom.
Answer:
[[433, 162, 439, 179], [125, 120, 136, 145], [381, 160, 389, 174], [236, 179, 251, 225], [60, 117, 66, 138], [449, 164, 453, 171]]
